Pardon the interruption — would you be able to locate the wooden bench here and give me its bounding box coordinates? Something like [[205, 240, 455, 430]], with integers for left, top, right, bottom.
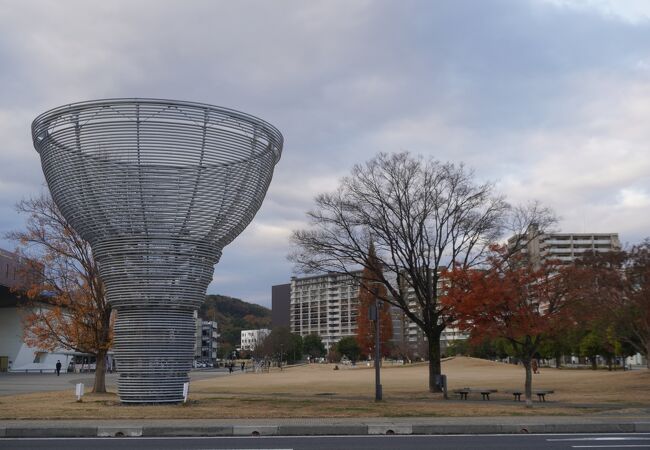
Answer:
[[508, 390, 554, 402], [453, 388, 498, 400]]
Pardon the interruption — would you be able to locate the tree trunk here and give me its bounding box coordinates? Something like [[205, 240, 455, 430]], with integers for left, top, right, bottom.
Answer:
[[523, 359, 533, 408], [646, 341, 650, 369], [427, 334, 442, 393], [93, 350, 107, 393], [590, 357, 597, 370], [554, 351, 561, 369]]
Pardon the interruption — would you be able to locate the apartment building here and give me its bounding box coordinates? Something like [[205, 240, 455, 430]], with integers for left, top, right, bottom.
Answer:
[[288, 270, 467, 354], [390, 270, 468, 356], [194, 314, 219, 366], [508, 228, 621, 264], [290, 272, 360, 350], [240, 328, 271, 351]]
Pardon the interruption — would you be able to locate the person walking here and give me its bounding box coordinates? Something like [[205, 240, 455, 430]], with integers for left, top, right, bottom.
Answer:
[[55, 360, 62, 376], [241, 361, 245, 372]]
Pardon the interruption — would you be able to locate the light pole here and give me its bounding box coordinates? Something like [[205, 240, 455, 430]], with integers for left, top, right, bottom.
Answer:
[[369, 286, 382, 401]]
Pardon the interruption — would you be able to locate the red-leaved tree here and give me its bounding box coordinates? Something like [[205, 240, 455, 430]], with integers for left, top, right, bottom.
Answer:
[[356, 244, 393, 358], [443, 245, 570, 406], [564, 243, 650, 368]]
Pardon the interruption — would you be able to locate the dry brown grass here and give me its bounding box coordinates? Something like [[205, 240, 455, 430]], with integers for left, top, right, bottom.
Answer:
[[2, 357, 648, 420]]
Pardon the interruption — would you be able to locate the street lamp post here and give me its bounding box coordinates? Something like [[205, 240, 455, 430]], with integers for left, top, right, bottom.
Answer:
[[369, 287, 382, 401]]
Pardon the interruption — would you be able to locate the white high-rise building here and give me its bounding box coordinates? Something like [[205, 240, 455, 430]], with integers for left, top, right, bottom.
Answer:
[[290, 273, 360, 350], [289, 270, 467, 354], [508, 228, 621, 264]]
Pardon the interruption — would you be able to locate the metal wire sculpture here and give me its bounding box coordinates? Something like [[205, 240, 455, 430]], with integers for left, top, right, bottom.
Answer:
[[32, 99, 283, 403]]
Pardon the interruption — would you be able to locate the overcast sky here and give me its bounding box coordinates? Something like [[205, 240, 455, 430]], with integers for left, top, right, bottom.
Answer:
[[1, 0, 649, 308]]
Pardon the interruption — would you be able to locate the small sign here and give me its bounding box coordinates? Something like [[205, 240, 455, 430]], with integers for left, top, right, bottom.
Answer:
[[183, 382, 189, 403], [75, 383, 84, 401], [368, 304, 377, 321]]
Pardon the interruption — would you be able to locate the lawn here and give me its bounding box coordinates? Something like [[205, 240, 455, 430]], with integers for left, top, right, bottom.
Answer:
[[1, 357, 648, 420]]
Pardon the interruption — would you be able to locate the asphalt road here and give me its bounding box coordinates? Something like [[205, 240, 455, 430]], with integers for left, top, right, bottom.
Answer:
[[0, 368, 233, 396], [2, 434, 650, 450]]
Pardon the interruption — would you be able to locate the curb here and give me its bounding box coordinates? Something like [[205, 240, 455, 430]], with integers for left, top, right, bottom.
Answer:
[[142, 426, 232, 437], [1, 422, 650, 438], [4, 427, 96, 438], [97, 426, 143, 437]]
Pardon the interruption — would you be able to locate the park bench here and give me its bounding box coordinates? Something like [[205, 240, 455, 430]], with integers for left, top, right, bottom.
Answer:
[[508, 390, 554, 402], [535, 390, 554, 402], [453, 388, 498, 400], [453, 388, 470, 400]]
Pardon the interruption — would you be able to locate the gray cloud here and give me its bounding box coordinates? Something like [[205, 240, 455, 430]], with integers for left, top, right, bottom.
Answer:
[[1, 0, 649, 307]]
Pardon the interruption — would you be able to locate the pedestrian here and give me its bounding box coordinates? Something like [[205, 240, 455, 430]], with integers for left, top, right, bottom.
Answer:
[[241, 361, 245, 372], [55, 360, 62, 376], [228, 362, 233, 374], [531, 358, 539, 374]]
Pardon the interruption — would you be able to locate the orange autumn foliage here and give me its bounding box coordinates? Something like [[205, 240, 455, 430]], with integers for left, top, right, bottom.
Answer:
[[442, 244, 571, 405], [8, 194, 112, 392], [355, 244, 392, 357]]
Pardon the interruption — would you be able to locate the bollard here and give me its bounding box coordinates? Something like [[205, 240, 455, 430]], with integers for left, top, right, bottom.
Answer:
[[75, 383, 84, 402], [182, 382, 189, 403]]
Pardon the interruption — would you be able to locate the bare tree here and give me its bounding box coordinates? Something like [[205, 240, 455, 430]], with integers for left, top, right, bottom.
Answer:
[[7, 193, 112, 393], [290, 152, 555, 392]]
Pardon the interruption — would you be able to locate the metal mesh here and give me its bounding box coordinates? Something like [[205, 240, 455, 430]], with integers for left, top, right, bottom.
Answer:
[[32, 98, 283, 403]]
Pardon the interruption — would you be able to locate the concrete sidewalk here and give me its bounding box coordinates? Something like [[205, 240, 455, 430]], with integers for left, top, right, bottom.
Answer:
[[2, 416, 650, 438]]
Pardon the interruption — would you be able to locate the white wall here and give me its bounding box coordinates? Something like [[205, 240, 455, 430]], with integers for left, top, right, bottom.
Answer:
[[0, 307, 26, 369], [0, 306, 69, 372]]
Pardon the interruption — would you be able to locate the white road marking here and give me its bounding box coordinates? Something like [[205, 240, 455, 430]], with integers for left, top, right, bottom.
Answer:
[[571, 446, 650, 448], [550, 438, 650, 441]]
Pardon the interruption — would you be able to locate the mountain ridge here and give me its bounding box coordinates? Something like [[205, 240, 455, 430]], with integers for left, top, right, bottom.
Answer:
[[199, 294, 271, 355]]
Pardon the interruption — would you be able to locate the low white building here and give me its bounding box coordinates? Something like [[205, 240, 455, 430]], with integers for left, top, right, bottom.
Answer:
[[0, 293, 73, 373], [240, 328, 270, 351], [0, 248, 71, 373]]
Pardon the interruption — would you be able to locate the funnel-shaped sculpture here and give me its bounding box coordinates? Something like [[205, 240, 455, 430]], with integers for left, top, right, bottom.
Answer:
[[32, 99, 282, 403]]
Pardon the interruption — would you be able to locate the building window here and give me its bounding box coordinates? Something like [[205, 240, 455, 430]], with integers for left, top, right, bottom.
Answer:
[[33, 352, 46, 363]]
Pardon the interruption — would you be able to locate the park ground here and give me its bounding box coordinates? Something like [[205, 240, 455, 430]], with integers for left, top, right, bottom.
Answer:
[[0, 357, 648, 420]]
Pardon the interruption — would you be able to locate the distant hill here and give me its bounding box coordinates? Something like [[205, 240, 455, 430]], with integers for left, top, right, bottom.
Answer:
[[199, 294, 271, 355]]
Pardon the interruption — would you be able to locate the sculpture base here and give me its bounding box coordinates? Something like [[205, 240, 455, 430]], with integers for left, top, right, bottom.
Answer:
[[113, 307, 195, 404], [118, 374, 189, 404]]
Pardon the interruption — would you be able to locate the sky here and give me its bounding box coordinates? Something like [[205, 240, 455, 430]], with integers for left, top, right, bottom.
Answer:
[[1, 0, 649, 308]]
